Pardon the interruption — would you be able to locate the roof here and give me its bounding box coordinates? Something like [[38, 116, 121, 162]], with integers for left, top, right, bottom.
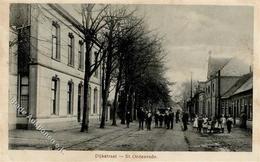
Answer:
[[222, 73, 252, 99], [207, 56, 250, 78], [221, 58, 250, 76], [233, 76, 252, 95], [207, 56, 230, 78]]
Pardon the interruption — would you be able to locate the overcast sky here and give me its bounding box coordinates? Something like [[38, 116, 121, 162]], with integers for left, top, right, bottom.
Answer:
[[133, 5, 253, 98], [63, 4, 253, 100]]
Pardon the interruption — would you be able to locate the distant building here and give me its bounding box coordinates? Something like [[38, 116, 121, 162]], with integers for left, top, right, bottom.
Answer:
[[9, 4, 102, 130], [204, 56, 250, 118]]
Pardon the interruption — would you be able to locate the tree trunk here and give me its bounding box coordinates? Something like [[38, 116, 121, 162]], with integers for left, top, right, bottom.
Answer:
[[121, 85, 131, 124], [100, 72, 112, 128], [111, 65, 122, 126], [100, 57, 106, 128], [80, 39, 91, 132]]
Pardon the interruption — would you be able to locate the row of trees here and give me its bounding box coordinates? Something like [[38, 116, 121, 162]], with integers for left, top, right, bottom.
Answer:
[[79, 4, 173, 132]]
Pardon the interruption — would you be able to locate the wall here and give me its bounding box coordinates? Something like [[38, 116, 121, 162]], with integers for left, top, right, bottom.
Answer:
[[32, 4, 102, 129], [9, 4, 102, 130], [9, 29, 18, 129]]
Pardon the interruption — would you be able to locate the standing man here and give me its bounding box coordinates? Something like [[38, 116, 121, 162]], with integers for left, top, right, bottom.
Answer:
[[137, 107, 145, 130], [146, 110, 152, 131], [240, 111, 247, 129], [126, 111, 131, 128], [169, 109, 174, 129], [182, 111, 189, 131], [198, 115, 203, 133], [226, 115, 234, 133], [165, 110, 170, 129]]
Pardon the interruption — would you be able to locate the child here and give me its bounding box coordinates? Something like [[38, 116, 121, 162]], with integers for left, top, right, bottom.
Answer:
[[193, 115, 198, 130], [207, 118, 212, 133], [202, 115, 208, 133]]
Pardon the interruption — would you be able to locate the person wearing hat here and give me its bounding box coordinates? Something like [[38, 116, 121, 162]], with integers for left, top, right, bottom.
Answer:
[[146, 110, 152, 131], [154, 110, 159, 128], [126, 111, 131, 128], [137, 107, 145, 130], [169, 109, 174, 129]]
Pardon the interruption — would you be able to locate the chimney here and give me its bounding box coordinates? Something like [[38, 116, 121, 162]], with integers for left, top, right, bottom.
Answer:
[[249, 65, 252, 73]]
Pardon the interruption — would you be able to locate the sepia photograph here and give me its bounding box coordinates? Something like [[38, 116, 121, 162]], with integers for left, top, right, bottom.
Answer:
[[8, 3, 253, 153]]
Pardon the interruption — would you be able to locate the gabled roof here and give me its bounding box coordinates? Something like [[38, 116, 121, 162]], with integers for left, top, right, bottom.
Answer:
[[207, 56, 231, 78], [233, 76, 252, 95], [221, 58, 250, 76], [207, 56, 250, 78], [222, 73, 252, 99]]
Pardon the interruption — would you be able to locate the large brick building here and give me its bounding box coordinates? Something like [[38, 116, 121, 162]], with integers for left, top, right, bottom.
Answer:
[[9, 4, 102, 130]]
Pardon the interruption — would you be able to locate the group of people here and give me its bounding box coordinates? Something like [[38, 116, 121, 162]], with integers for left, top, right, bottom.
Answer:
[[128, 108, 235, 134], [154, 109, 179, 129], [135, 108, 181, 131], [192, 114, 234, 133], [136, 108, 153, 130]]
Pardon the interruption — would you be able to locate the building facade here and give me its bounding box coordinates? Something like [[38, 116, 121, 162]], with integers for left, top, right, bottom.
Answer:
[[221, 73, 252, 129], [9, 4, 102, 130], [204, 56, 250, 118]]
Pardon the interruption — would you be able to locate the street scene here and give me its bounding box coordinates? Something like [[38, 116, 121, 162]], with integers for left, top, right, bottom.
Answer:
[[9, 120, 251, 151], [9, 4, 253, 152]]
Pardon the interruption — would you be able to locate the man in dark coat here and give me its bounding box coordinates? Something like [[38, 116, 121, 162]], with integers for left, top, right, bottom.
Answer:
[[169, 110, 174, 129], [126, 111, 131, 128], [165, 110, 170, 129], [182, 111, 189, 131], [226, 115, 234, 133], [240, 112, 247, 129], [137, 108, 145, 130], [146, 111, 152, 131], [197, 115, 203, 133]]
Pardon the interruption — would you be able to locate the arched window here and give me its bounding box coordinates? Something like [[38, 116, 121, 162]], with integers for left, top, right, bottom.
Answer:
[[51, 21, 60, 60], [78, 40, 84, 70], [68, 33, 75, 66], [51, 75, 59, 115], [67, 80, 74, 114]]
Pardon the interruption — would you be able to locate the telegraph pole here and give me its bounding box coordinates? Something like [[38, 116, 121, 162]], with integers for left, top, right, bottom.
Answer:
[[217, 70, 221, 117], [189, 72, 193, 119], [190, 72, 193, 100]]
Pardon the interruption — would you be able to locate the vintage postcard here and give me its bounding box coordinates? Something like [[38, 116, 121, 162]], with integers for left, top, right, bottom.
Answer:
[[0, 0, 260, 162]]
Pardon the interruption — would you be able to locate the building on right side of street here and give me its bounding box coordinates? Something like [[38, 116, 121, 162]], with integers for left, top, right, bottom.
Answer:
[[221, 72, 253, 130], [203, 55, 250, 119], [189, 55, 252, 126]]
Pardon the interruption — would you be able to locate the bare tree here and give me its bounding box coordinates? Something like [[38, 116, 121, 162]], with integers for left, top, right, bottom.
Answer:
[[79, 4, 109, 132]]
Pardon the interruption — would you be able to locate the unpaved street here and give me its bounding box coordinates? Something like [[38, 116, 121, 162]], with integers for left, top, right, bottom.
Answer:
[[10, 121, 251, 151]]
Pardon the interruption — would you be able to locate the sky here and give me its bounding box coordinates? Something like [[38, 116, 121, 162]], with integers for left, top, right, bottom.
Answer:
[[133, 5, 253, 99], [62, 4, 253, 101]]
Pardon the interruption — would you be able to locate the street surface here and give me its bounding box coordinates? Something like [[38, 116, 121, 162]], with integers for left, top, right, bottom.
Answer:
[[9, 121, 252, 151]]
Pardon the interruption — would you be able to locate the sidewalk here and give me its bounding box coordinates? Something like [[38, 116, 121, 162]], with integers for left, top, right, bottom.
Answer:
[[184, 124, 252, 151], [9, 120, 129, 150]]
